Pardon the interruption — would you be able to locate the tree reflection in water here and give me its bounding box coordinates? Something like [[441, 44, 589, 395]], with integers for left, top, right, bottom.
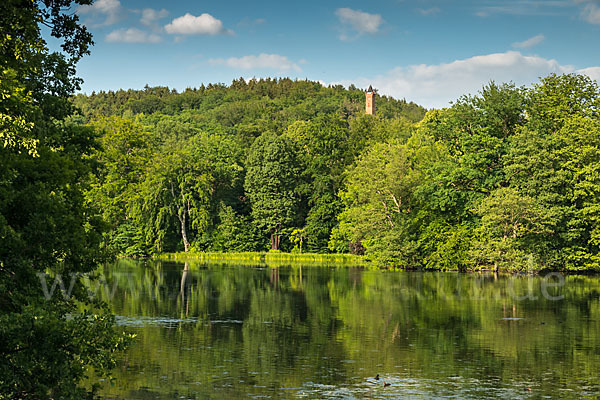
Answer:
[[95, 260, 600, 399]]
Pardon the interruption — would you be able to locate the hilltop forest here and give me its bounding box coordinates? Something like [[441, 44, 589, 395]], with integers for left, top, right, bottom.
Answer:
[[73, 74, 600, 272]]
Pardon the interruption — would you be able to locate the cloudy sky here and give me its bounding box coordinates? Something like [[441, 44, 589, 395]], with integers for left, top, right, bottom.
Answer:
[[66, 0, 600, 108]]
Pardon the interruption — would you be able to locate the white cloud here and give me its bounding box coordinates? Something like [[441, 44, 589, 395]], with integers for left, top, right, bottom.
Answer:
[[577, 66, 600, 80], [340, 51, 600, 109], [141, 8, 169, 27], [165, 13, 233, 35], [581, 3, 600, 23], [417, 7, 441, 16], [335, 8, 383, 39], [208, 54, 301, 72], [106, 28, 161, 43], [78, 0, 123, 26], [512, 34, 545, 48]]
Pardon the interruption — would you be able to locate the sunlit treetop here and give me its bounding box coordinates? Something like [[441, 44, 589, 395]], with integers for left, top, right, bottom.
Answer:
[[0, 0, 93, 155]]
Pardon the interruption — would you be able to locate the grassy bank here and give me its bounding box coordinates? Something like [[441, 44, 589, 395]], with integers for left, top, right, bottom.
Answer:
[[156, 251, 368, 267]]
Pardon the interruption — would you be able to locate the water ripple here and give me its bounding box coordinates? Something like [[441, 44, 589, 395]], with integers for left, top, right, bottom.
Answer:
[[115, 316, 244, 327]]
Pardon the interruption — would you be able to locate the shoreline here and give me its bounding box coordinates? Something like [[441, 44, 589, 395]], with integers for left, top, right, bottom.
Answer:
[[151, 252, 600, 274], [155, 251, 368, 266]]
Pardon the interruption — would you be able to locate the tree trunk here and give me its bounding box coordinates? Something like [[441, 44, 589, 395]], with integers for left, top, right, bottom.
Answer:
[[180, 209, 190, 253], [171, 180, 190, 253], [270, 231, 280, 250]]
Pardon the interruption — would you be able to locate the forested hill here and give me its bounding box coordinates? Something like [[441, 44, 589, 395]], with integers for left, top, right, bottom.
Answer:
[[72, 78, 426, 124], [71, 78, 427, 260], [75, 74, 600, 272]]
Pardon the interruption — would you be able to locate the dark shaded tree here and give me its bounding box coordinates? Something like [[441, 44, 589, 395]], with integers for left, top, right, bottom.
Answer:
[[0, 1, 130, 397]]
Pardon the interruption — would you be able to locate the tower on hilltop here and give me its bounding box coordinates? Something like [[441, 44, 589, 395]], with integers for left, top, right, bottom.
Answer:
[[365, 85, 375, 115]]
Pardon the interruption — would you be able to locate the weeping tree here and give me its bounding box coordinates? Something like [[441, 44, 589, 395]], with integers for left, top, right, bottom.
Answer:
[[138, 132, 243, 253], [141, 142, 213, 253]]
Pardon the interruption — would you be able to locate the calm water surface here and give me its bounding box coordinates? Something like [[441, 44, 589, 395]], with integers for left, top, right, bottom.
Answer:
[[96, 260, 600, 399]]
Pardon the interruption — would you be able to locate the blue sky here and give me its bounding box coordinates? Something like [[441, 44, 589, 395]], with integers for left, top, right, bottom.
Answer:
[[67, 0, 600, 108]]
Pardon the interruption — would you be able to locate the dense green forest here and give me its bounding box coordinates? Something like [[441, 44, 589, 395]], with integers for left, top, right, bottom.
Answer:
[[72, 80, 425, 256], [74, 73, 600, 272]]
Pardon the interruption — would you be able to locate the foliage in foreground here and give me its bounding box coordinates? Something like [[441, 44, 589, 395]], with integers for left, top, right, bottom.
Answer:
[[0, 0, 129, 397]]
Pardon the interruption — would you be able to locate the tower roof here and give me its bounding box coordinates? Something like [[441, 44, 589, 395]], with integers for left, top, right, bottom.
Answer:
[[367, 85, 373, 93]]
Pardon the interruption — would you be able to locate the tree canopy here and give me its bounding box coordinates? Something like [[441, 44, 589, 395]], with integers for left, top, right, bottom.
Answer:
[[76, 78, 426, 256], [76, 73, 600, 272]]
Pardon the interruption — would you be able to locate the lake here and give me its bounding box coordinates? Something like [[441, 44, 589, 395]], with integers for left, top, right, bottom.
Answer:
[[95, 259, 600, 399]]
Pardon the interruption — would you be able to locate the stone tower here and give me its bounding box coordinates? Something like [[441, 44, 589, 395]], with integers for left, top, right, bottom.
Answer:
[[365, 85, 375, 115]]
